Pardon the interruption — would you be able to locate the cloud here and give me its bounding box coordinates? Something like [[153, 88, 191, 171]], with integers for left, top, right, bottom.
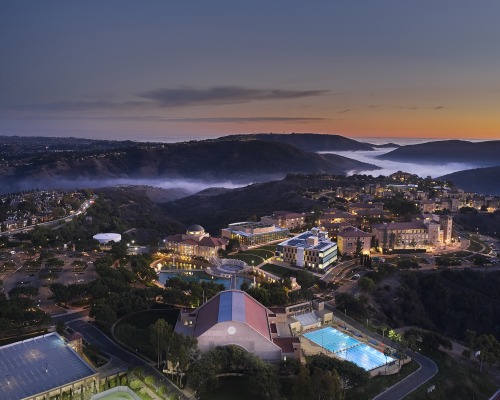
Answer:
[[10, 100, 148, 112], [9, 86, 329, 112], [367, 105, 446, 111], [138, 86, 329, 107], [90, 115, 327, 123], [8, 114, 327, 123]]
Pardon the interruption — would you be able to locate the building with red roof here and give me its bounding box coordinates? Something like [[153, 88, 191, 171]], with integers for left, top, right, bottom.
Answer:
[[164, 224, 227, 258], [175, 290, 300, 362]]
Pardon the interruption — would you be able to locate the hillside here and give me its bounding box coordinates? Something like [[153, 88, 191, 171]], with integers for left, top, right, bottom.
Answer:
[[438, 166, 500, 195], [0, 138, 378, 193], [378, 140, 500, 166], [222, 133, 375, 151], [161, 178, 317, 233]]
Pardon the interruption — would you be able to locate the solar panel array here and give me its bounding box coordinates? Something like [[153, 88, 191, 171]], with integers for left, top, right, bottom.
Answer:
[[0, 333, 97, 400]]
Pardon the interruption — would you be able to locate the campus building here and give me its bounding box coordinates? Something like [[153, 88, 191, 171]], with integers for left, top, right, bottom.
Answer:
[[260, 211, 307, 230], [337, 226, 373, 256], [175, 290, 301, 362], [276, 228, 337, 270], [164, 224, 227, 258], [0, 333, 98, 400], [221, 221, 289, 248], [371, 214, 453, 251]]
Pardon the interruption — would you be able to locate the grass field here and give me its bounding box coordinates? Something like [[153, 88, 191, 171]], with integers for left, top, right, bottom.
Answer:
[[227, 253, 266, 265], [97, 392, 138, 400], [260, 263, 291, 278], [114, 309, 179, 360], [227, 246, 277, 266]]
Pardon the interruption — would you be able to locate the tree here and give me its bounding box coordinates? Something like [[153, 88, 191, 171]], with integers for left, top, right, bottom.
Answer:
[[293, 366, 313, 400], [150, 318, 173, 368], [311, 367, 341, 400], [465, 330, 477, 360], [384, 347, 392, 374], [8, 285, 39, 299], [355, 237, 363, 258], [226, 238, 240, 253], [56, 321, 66, 335], [358, 276, 375, 292]]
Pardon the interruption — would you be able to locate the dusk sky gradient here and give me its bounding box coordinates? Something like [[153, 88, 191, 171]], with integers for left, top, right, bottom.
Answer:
[[1, 1, 500, 141]]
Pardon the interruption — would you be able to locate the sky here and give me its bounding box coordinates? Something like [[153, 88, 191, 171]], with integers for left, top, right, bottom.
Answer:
[[1, 1, 500, 141]]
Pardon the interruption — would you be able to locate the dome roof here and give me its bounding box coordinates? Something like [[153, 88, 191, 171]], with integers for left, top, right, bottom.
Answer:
[[186, 224, 205, 233]]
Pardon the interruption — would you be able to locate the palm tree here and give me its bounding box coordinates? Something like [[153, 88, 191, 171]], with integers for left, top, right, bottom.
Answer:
[[384, 347, 392, 375], [381, 325, 388, 342]]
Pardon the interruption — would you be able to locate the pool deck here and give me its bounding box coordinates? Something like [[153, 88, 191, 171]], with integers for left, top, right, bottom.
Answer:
[[299, 321, 405, 376]]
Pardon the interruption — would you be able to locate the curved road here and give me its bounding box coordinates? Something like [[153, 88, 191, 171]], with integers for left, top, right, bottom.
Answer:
[[65, 319, 191, 400], [373, 350, 437, 400], [325, 305, 438, 399]]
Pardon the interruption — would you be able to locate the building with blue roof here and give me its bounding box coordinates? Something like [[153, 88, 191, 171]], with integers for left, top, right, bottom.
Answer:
[[0, 332, 98, 400], [276, 227, 337, 270]]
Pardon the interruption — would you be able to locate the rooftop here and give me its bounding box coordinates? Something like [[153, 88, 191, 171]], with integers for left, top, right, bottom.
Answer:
[[372, 221, 428, 230], [279, 230, 336, 251], [0, 333, 97, 400], [193, 290, 271, 340], [338, 226, 373, 238]]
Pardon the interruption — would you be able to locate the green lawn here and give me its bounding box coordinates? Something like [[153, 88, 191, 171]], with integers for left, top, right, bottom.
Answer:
[[260, 263, 291, 278], [242, 248, 275, 259], [97, 391, 138, 400], [259, 245, 277, 252], [118, 308, 180, 328], [114, 309, 179, 360], [227, 253, 266, 265]]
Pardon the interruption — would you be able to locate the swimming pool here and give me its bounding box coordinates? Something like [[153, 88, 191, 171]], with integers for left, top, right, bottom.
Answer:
[[158, 270, 251, 290], [304, 327, 359, 353], [336, 343, 394, 371], [303, 327, 395, 371]]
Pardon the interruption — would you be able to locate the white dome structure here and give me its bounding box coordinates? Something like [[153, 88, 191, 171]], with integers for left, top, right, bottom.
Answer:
[[93, 233, 122, 244]]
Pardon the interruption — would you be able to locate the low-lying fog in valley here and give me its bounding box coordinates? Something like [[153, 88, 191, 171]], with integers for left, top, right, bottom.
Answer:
[[320, 149, 477, 178]]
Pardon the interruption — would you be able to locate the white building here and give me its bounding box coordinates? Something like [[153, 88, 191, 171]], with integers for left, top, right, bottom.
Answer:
[[276, 228, 337, 270]]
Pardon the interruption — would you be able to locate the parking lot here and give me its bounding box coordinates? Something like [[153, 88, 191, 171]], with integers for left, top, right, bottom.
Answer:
[[1, 249, 97, 315]]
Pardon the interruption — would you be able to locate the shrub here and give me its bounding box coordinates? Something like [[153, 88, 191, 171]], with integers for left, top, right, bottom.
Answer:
[[144, 375, 155, 386], [129, 380, 142, 390]]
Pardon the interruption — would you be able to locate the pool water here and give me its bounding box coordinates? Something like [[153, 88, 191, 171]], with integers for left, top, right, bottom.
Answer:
[[158, 270, 251, 290], [303, 327, 395, 371]]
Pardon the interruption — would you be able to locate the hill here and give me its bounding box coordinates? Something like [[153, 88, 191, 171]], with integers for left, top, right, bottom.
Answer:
[[0, 138, 378, 193], [222, 133, 375, 151], [438, 166, 500, 195], [378, 140, 500, 166], [161, 178, 318, 233]]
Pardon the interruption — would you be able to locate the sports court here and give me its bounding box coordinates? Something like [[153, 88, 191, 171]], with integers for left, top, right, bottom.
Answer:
[[303, 327, 395, 371]]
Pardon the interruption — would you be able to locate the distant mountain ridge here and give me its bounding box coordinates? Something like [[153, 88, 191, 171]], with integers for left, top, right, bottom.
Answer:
[[0, 136, 379, 193], [438, 165, 500, 196], [378, 140, 500, 166], [221, 133, 375, 151]]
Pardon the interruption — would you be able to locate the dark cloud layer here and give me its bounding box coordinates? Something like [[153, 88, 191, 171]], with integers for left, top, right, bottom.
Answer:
[[9, 86, 329, 112], [139, 86, 329, 107]]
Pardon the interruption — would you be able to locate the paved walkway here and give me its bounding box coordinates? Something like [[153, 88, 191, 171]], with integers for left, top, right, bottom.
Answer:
[[324, 305, 438, 400]]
